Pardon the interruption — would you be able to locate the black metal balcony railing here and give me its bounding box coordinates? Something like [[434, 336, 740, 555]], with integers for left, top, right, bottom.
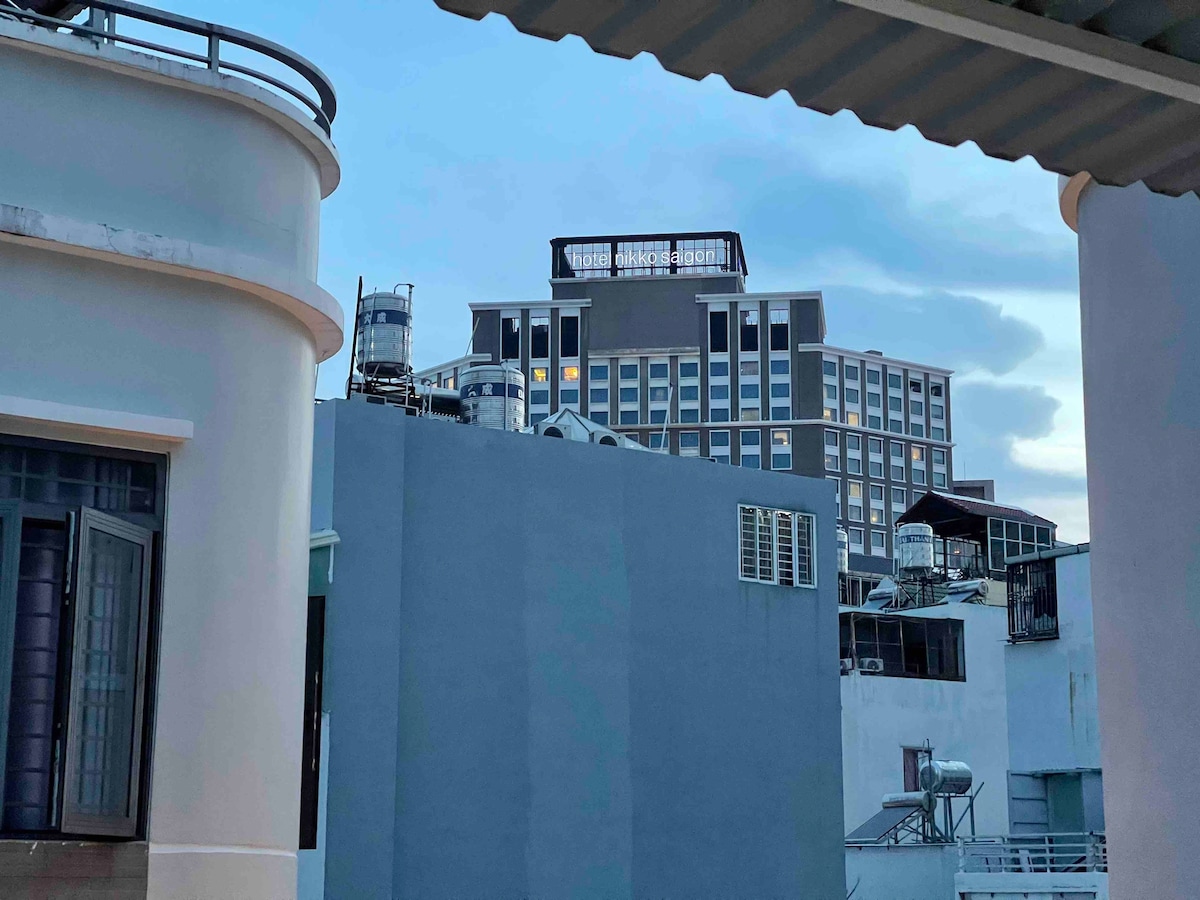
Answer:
[[1007, 557, 1059, 642], [0, 0, 336, 135]]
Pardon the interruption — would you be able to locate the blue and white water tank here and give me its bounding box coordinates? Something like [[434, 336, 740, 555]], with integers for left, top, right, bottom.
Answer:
[[897, 522, 935, 573], [356, 288, 413, 377], [459, 365, 526, 430]]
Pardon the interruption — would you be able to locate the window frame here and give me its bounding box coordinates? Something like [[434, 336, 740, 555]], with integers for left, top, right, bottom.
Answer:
[[738, 505, 817, 588]]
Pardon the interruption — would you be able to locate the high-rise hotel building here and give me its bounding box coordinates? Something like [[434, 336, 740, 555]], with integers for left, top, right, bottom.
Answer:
[[419, 232, 954, 575]]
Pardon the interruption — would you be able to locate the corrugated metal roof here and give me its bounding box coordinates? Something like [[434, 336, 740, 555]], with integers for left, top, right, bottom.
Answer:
[[434, 0, 1200, 196], [899, 490, 1057, 528]]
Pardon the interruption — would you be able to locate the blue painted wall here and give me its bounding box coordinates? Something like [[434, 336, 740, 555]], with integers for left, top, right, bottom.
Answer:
[[312, 397, 845, 899]]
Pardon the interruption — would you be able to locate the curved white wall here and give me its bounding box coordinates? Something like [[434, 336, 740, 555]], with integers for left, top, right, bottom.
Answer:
[[0, 21, 341, 900]]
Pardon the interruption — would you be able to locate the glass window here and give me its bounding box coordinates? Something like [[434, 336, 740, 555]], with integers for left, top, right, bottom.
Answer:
[[933, 449, 946, 466], [710, 384, 730, 401], [650, 409, 667, 424], [871, 531, 886, 550], [741, 383, 760, 400], [709, 310, 729, 353], [892, 464, 905, 481], [680, 408, 700, 423], [847, 434, 861, 451], [649, 363, 669, 380], [869, 438, 883, 454], [849, 504, 863, 522], [889, 420, 904, 434], [680, 385, 699, 402], [711, 408, 730, 422], [530, 390, 549, 406], [930, 383, 944, 397], [849, 527, 864, 547], [825, 384, 838, 401], [560, 315, 580, 358], [846, 388, 859, 404], [770, 382, 790, 398], [868, 415, 881, 429], [911, 446, 926, 463], [823, 360, 838, 377], [891, 442, 904, 458], [560, 389, 579, 404], [770, 358, 790, 375], [847, 457, 862, 475], [889, 396, 902, 412], [869, 484, 884, 501], [825, 408, 838, 423], [769, 308, 789, 351], [740, 308, 759, 352], [911, 423, 924, 438], [869, 461, 883, 477], [742, 453, 761, 469], [650, 386, 669, 402], [867, 392, 881, 408], [711, 453, 730, 464], [844, 364, 858, 381], [680, 432, 700, 449], [888, 373, 902, 389], [870, 508, 885, 525], [911, 400, 924, 416], [772, 406, 791, 421], [619, 363, 638, 380], [825, 430, 839, 448], [530, 412, 548, 424], [741, 430, 762, 447], [825, 454, 839, 471], [933, 472, 947, 488], [772, 429, 790, 446], [589, 364, 608, 382], [649, 433, 666, 450], [501, 315, 520, 360], [910, 379, 923, 394], [891, 487, 906, 505], [710, 431, 730, 448], [867, 369, 880, 385], [913, 469, 927, 486], [619, 387, 638, 403], [741, 408, 760, 422], [530, 315, 550, 359], [772, 453, 792, 470], [740, 360, 759, 377], [848, 482, 863, 499], [531, 367, 549, 383], [590, 388, 609, 404], [619, 410, 638, 425], [710, 361, 729, 378], [679, 362, 699, 378], [932, 427, 945, 441], [932, 404, 944, 419], [561, 365, 579, 382], [589, 410, 608, 426]]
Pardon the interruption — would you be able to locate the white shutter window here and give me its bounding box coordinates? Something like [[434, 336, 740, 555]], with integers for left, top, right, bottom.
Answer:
[[738, 505, 817, 588]]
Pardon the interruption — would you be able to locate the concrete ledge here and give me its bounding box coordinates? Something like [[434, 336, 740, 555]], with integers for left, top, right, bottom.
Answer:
[[957, 869, 1108, 896], [0, 14, 340, 198], [0, 395, 194, 443], [0, 202, 344, 361], [0, 840, 148, 899]]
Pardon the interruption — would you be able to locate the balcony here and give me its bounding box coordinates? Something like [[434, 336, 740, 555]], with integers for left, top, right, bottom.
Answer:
[[1007, 556, 1059, 642], [957, 833, 1107, 899]]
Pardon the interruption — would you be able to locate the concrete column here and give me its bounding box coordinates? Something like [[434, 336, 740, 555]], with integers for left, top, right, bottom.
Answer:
[[1063, 175, 1200, 898]]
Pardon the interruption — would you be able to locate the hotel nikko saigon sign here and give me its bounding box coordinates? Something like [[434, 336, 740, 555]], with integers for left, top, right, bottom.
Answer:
[[568, 248, 720, 269]]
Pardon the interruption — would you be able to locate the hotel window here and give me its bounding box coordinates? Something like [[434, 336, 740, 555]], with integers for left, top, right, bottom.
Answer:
[[680, 432, 700, 450], [561, 366, 579, 383], [933, 472, 947, 488], [710, 361, 729, 378], [740, 309, 759, 352], [680, 409, 700, 423], [825, 453, 839, 472], [825, 430, 839, 448], [531, 367, 549, 383], [560, 315, 580, 358], [849, 503, 863, 522], [847, 434, 861, 452], [619, 363, 638, 381], [845, 388, 860, 404], [869, 461, 883, 477], [825, 408, 838, 423], [680, 385, 699, 402], [888, 373, 902, 389], [649, 363, 669, 380], [891, 442, 904, 459], [866, 369, 880, 385], [530, 413, 548, 425], [769, 359, 789, 375], [868, 415, 881, 429], [847, 457, 862, 475], [888, 396, 902, 412], [871, 531, 886, 555], [740, 360, 759, 377], [829, 477, 842, 516], [772, 406, 791, 422], [560, 389, 579, 404], [869, 438, 883, 455], [590, 411, 609, 426], [933, 449, 946, 466], [867, 392, 881, 408], [892, 488, 906, 506], [823, 360, 838, 377], [679, 361, 699, 378], [845, 364, 859, 381], [0, 436, 166, 838], [619, 387, 638, 403], [910, 379, 923, 395], [848, 481, 863, 500], [892, 464, 905, 481], [590, 388, 608, 404], [870, 508, 886, 525], [530, 315, 550, 359], [619, 410, 638, 425], [931, 404, 944, 420], [589, 363, 608, 382], [501, 315, 520, 360], [849, 527, 865, 550], [910, 423, 924, 438], [770, 383, 790, 399], [741, 408, 760, 422], [825, 384, 838, 401], [913, 469, 927, 486], [649, 433, 667, 450], [709, 310, 729, 353], [741, 383, 760, 400], [742, 453, 762, 470], [869, 484, 884, 502], [769, 308, 789, 351], [649, 410, 667, 425], [530, 390, 550, 406], [771, 429, 792, 470], [930, 383, 944, 398], [911, 400, 924, 416], [911, 446, 926, 464], [711, 408, 730, 422], [711, 384, 730, 401], [710, 431, 730, 463], [650, 386, 670, 403], [932, 427, 945, 441], [889, 420, 903, 434], [738, 505, 816, 587]]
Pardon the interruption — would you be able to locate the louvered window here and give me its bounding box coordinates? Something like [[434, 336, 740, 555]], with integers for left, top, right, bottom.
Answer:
[[738, 505, 817, 587]]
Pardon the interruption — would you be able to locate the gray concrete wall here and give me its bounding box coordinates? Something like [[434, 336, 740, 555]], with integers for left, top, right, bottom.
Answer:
[[315, 398, 845, 899], [1076, 181, 1200, 899]]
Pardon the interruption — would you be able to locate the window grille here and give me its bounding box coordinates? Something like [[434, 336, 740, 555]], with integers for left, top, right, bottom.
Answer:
[[738, 505, 817, 587]]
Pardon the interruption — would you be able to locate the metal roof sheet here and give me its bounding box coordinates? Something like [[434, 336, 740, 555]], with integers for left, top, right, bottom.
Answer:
[[434, 0, 1200, 196]]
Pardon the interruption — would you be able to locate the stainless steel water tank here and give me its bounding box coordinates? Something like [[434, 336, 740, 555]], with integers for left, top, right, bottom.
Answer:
[[459, 365, 525, 430], [356, 290, 412, 377], [919, 760, 973, 795]]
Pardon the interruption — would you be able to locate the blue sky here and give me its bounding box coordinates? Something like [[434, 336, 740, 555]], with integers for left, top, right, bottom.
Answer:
[[168, 0, 1088, 540]]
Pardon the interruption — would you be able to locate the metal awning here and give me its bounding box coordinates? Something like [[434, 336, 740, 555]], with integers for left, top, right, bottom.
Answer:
[[434, 0, 1200, 196]]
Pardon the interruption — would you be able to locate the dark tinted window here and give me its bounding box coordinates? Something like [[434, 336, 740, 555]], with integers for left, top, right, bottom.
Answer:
[[501, 317, 520, 360], [709, 311, 728, 353], [560, 316, 579, 358]]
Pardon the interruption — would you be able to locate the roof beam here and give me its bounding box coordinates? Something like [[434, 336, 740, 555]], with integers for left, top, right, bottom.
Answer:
[[837, 0, 1200, 106]]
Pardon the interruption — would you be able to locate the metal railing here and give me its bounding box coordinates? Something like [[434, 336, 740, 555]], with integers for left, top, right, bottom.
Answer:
[[959, 833, 1107, 874], [1008, 556, 1059, 642], [0, 0, 336, 135]]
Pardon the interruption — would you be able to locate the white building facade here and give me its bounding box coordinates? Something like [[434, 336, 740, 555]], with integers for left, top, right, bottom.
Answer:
[[0, 4, 340, 897]]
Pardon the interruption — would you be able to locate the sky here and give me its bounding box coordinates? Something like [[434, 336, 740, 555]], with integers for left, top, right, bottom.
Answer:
[[165, 0, 1088, 541]]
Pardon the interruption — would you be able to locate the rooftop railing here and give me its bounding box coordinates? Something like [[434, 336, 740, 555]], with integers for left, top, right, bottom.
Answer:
[[0, 0, 336, 135], [959, 833, 1107, 874]]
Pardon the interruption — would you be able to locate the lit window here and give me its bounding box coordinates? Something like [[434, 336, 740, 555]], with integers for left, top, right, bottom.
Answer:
[[560, 389, 579, 404], [772, 429, 790, 446], [823, 360, 838, 377], [738, 505, 816, 587], [740, 309, 760, 352], [848, 482, 863, 499], [650, 386, 669, 402], [530, 315, 550, 359], [870, 508, 885, 525], [531, 367, 549, 383], [561, 366, 579, 382], [825, 454, 839, 472], [911, 446, 926, 463], [589, 364, 609, 381], [769, 307, 789, 351], [649, 363, 669, 380], [770, 359, 790, 375], [444, 375, 456, 390], [825, 408, 838, 423], [619, 363, 638, 380], [680, 362, 699, 378]]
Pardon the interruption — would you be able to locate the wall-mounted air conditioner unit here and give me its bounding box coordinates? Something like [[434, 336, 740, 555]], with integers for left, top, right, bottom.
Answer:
[[859, 658, 885, 673], [840, 658, 855, 674]]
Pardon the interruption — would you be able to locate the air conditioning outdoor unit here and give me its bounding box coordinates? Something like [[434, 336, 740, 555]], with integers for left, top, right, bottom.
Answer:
[[859, 657, 885, 673], [840, 658, 855, 674]]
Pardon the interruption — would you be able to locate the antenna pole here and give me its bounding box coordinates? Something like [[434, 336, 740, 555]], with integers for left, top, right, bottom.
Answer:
[[658, 383, 673, 452], [465, 315, 481, 358], [345, 276, 363, 399]]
